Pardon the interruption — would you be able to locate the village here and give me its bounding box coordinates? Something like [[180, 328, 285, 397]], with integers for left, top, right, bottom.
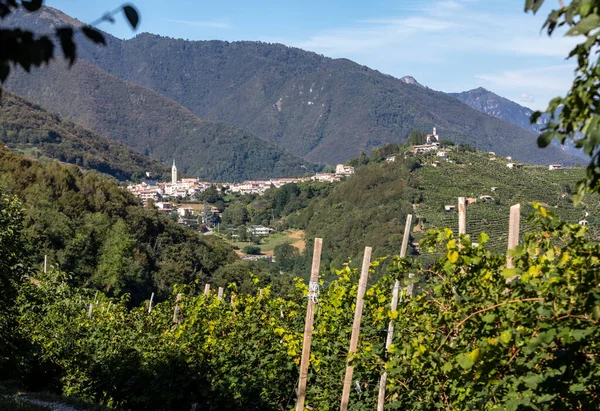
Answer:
[[124, 160, 355, 244], [126, 161, 355, 203]]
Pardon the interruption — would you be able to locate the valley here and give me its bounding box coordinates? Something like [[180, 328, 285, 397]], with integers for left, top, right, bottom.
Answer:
[[1, 2, 600, 410]]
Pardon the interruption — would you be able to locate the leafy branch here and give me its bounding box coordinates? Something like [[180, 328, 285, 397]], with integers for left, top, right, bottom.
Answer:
[[0, 0, 139, 95]]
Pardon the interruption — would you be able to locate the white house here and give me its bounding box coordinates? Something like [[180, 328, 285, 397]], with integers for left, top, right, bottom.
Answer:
[[335, 164, 355, 175], [549, 164, 564, 170], [247, 225, 273, 236], [386, 156, 397, 163]]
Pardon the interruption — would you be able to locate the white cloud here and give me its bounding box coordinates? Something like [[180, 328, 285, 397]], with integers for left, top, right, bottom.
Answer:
[[476, 65, 573, 91], [168, 19, 231, 29], [476, 65, 574, 109], [296, 16, 459, 57], [520, 93, 534, 103]]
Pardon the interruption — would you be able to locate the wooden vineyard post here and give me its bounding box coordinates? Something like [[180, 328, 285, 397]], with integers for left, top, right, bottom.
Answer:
[[173, 293, 182, 323], [296, 238, 323, 411], [88, 303, 93, 319], [204, 284, 210, 296], [148, 292, 154, 313], [340, 246, 372, 411], [217, 287, 224, 301], [377, 215, 412, 410], [458, 197, 466, 236], [506, 204, 520, 269], [44, 255, 47, 273]]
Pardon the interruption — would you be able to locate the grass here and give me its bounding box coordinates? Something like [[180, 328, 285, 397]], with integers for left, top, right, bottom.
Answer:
[[223, 230, 304, 255], [6, 144, 43, 159]]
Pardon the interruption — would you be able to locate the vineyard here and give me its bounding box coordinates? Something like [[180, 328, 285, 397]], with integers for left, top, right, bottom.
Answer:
[[413, 150, 599, 255], [6, 203, 600, 410]]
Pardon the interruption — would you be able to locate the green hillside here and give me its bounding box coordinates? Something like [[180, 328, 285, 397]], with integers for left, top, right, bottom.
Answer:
[[0, 148, 242, 303], [4, 7, 577, 166], [412, 150, 596, 251], [0, 91, 170, 181], [223, 145, 597, 272], [4, 61, 318, 182]]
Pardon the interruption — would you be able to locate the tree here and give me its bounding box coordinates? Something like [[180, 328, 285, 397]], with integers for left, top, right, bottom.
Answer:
[[91, 218, 142, 295], [527, 0, 600, 200], [408, 130, 426, 145], [237, 224, 248, 242], [0, 192, 26, 371], [273, 243, 299, 272], [196, 185, 222, 203], [0, 1, 139, 96], [222, 202, 249, 226], [242, 245, 261, 255]]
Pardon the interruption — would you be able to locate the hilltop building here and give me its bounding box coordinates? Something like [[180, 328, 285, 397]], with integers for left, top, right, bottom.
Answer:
[[413, 127, 440, 154], [335, 164, 355, 176], [426, 127, 439, 144]]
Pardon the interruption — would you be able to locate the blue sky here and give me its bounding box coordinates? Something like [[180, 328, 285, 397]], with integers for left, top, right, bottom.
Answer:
[[48, 0, 577, 110]]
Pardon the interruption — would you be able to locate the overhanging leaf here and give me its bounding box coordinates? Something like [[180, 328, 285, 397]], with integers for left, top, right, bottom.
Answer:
[[123, 5, 139, 29], [566, 14, 600, 36], [81, 26, 106, 45], [21, 0, 43, 12]]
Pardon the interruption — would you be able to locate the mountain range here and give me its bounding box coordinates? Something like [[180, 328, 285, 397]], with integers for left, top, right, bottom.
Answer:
[[0, 6, 581, 177]]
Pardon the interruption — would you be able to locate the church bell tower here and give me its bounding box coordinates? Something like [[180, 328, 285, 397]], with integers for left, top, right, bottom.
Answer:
[[172, 159, 178, 184]]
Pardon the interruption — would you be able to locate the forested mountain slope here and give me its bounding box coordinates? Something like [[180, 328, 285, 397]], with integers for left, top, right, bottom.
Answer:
[[4, 7, 577, 166], [0, 91, 170, 181], [4, 60, 316, 181]]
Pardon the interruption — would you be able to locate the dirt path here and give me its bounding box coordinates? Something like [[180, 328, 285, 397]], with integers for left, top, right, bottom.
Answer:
[[289, 230, 305, 253], [15, 396, 80, 411]]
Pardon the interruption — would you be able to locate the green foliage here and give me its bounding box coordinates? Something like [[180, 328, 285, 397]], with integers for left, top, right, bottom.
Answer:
[[222, 202, 249, 226], [196, 185, 222, 204], [3, 207, 600, 410], [526, 0, 600, 200], [0, 149, 237, 304], [408, 130, 426, 145], [273, 243, 300, 272], [385, 206, 600, 409], [242, 245, 261, 255], [0, 190, 25, 372], [93, 219, 143, 295]]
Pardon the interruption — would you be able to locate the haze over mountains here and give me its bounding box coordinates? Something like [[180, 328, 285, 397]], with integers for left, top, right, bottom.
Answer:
[[1, 6, 580, 178]]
